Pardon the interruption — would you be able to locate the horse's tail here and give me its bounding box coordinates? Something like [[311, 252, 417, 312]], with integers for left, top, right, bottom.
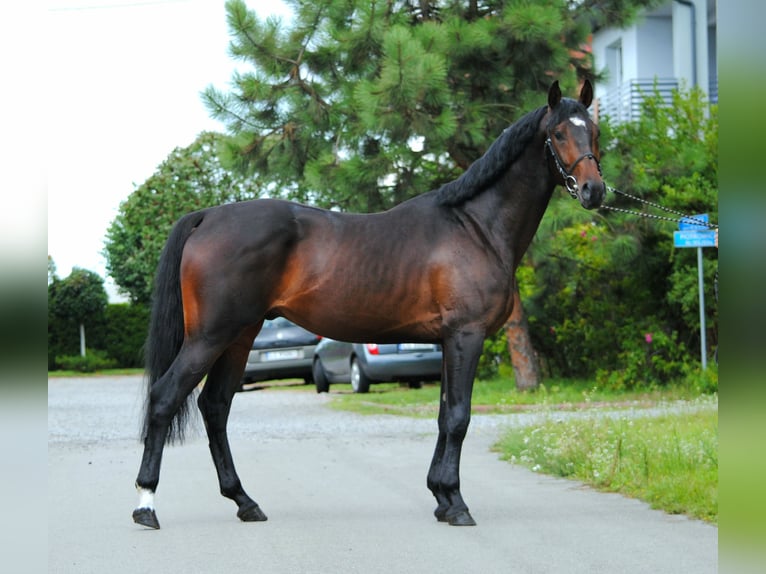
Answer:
[[141, 210, 206, 445]]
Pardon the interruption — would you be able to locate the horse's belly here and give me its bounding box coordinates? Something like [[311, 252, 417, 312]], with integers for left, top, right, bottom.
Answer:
[[275, 282, 443, 343]]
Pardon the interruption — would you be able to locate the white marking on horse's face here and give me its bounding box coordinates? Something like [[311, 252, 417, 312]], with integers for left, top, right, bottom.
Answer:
[[569, 116, 587, 128], [137, 486, 155, 510]]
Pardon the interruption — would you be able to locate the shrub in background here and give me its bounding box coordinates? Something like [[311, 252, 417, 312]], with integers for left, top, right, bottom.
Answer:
[[595, 328, 690, 390], [55, 349, 117, 372], [48, 301, 149, 371], [101, 303, 150, 368]]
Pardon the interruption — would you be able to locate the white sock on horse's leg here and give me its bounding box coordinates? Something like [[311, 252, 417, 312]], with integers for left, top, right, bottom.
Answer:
[[136, 486, 155, 510]]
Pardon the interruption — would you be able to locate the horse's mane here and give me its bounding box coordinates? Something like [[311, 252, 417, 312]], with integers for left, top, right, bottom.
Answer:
[[436, 105, 549, 207]]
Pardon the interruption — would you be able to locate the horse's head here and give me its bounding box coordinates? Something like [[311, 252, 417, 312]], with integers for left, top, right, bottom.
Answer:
[[544, 80, 605, 210]]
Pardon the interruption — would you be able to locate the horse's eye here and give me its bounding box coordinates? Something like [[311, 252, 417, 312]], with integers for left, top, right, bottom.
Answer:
[[554, 131, 564, 141]]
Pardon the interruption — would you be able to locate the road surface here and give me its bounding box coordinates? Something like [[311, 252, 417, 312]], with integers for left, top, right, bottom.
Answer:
[[48, 376, 717, 573]]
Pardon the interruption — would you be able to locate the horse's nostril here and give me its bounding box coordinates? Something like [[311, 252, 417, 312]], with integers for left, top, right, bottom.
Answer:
[[581, 182, 592, 202], [592, 182, 606, 206]]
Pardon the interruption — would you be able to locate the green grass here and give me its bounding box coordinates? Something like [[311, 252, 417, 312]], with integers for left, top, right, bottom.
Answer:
[[328, 375, 704, 417], [493, 396, 718, 523]]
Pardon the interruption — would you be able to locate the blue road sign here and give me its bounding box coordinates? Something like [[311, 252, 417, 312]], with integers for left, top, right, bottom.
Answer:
[[674, 229, 717, 248], [679, 213, 709, 230]]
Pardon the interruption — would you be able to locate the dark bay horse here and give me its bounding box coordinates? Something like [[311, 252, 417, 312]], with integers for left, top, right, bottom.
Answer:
[[133, 81, 605, 529]]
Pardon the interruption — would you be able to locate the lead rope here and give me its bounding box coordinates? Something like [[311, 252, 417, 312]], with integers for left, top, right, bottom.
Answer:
[[600, 185, 718, 229]]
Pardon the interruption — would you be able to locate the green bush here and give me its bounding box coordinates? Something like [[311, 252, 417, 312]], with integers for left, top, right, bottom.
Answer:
[[48, 316, 80, 370], [682, 364, 718, 394], [48, 299, 149, 371], [101, 303, 150, 368], [478, 329, 510, 380], [595, 329, 690, 390], [55, 349, 117, 372]]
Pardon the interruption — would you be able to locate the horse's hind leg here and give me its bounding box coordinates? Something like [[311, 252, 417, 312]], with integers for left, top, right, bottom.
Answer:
[[133, 340, 222, 529], [197, 331, 267, 522]]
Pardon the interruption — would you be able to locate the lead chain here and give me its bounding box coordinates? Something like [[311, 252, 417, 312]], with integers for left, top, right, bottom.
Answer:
[[602, 186, 718, 229]]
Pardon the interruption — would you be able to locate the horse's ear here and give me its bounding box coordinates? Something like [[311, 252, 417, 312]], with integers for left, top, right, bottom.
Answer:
[[579, 79, 594, 108], [548, 81, 561, 109]]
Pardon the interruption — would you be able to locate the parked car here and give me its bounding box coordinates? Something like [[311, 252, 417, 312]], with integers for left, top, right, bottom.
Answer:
[[312, 339, 442, 393], [241, 317, 321, 387]]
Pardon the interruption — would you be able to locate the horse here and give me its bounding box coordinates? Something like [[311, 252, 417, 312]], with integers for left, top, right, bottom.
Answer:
[[133, 80, 605, 529]]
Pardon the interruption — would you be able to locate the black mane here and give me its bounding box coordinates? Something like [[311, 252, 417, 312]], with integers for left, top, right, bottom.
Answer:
[[436, 99, 587, 206], [436, 106, 547, 206]]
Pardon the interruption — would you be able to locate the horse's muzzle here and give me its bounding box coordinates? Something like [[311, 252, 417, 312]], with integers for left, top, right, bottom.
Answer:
[[578, 179, 606, 210]]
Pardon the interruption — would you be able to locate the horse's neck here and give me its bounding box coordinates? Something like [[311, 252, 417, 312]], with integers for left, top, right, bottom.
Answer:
[[464, 151, 556, 269], [512, 180, 556, 256]]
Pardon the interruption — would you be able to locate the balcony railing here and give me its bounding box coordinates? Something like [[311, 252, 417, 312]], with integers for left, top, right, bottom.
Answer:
[[598, 78, 679, 124], [599, 76, 718, 123]]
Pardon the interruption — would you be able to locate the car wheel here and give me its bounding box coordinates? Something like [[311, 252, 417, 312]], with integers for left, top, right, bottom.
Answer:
[[407, 381, 423, 390], [313, 358, 330, 393], [350, 357, 371, 394]]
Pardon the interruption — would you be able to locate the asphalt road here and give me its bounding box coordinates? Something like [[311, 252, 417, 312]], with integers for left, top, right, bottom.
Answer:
[[49, 376, 717, 574]]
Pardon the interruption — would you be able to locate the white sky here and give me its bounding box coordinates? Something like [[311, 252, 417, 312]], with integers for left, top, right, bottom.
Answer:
[[45, 0, 289, 300]]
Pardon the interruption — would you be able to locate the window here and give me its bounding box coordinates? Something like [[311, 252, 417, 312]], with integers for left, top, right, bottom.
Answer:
[[606, 40, 623, 87]]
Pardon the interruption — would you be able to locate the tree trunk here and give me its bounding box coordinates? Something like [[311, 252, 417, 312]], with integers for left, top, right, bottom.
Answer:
[[505, 286, 540, 391], [79, 323, 86, 357]]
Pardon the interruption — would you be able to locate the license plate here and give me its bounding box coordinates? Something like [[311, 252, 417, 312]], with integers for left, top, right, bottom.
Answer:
[[397, 343, 434, 352], [262, 349, 302, 361]]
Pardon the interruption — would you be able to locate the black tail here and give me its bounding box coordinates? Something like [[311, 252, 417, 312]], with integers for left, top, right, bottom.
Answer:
[[141, 210, 206, 444]]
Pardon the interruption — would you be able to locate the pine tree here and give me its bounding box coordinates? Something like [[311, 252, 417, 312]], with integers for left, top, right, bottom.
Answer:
[[204, 0, 662, 389]]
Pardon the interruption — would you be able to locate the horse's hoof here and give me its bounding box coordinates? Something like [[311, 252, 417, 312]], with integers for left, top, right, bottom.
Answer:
[[237, 503, 268, 522], [447, 510, 476, 526], [132, 507, 160, 529]]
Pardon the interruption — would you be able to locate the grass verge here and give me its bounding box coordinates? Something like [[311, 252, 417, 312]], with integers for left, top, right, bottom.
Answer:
[[493, 396, 718, 523], [328, 377, 705, 417]]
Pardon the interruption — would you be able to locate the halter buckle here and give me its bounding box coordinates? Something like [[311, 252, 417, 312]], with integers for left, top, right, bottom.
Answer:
[[565, 175, 578, 197]]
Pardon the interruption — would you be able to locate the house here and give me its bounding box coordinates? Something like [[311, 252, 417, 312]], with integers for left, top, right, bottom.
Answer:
[[591, 0, 717, 123]]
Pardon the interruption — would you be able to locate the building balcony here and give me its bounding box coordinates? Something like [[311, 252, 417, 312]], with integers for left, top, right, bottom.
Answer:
[[598, 77, 718, 124], [598, 78, 679, 123]]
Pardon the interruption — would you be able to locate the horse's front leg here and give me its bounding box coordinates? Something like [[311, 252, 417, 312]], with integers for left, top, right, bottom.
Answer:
[[427, 330, 483, 526], [198, 341, 267, 523]]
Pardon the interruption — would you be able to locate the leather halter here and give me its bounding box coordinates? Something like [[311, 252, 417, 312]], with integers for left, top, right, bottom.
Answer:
[[545, 135, 602, 198]]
